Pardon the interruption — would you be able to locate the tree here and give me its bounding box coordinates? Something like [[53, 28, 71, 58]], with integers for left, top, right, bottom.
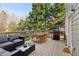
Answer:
[[18, 19, 25, 31], [49, 3, 65, 27], [8, 21, 17, 32], [0, 10, 8, 32], [0, 22, 6, 32], [27, 3, 52, 30], [27, 3, 65, 30]]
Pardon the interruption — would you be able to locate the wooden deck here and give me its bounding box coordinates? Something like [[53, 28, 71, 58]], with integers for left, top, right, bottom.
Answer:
[[29, 38, 71, 56]]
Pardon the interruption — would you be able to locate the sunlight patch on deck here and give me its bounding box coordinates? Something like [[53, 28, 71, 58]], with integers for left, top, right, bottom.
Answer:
[[29, 38, 70, 56]]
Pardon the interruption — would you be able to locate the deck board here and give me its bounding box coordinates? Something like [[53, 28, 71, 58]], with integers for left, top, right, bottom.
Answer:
[[29, 38, 70, 56]]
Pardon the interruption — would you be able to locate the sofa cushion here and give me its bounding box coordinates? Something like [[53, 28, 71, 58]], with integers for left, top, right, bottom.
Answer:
[[0, 34, 8, 44], [13, 39, 23, 43], [1, 49, 20, 56], [0, 51, 10, 56], [13, 39, 24, 47], [0, 48, 6, 55], [0, 42, 13, 48], [0, 42, 14, 52], [9, 34, 19, 41]]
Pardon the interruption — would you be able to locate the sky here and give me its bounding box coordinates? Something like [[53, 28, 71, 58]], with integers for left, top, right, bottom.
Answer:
[[0, 3, 32, 18]]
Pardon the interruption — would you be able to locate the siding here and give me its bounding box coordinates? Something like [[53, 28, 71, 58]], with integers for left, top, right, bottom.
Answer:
[[65, 3, 79, 56], [72, 3, 79, 56], [65, 3, 73, 52]]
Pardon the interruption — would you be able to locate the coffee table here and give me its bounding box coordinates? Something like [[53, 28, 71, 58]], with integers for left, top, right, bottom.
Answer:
[[16, 43, 35, 56]]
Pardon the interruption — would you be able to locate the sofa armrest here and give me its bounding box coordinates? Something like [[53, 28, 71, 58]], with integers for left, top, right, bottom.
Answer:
[[18, 35, 24, 39], [18, 35, 25, 43]]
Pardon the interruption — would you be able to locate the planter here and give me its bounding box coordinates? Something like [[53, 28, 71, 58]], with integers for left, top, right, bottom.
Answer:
[[31, 30, 48, 43]]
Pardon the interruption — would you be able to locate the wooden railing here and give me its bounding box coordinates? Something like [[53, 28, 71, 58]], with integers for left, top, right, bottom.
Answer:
[[0, 29, 48, 41], [0, 31, 31, 40]]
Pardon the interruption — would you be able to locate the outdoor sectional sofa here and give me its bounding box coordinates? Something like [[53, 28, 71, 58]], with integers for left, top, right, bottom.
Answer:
[[0, 34, 24, 52], [0, 34, 24, 55], [0, 34, 35, 56], [9, 34, 25, 47]]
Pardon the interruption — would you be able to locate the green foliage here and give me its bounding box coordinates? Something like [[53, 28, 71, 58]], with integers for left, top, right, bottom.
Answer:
[[48, 3, 65, 28], [50, 3, 65, 18], [27, 3, 52, 30], [18, 19, 25, 31], [26, 3, 65, 30]]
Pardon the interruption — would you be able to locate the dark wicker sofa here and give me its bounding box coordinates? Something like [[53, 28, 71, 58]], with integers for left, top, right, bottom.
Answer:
[[0, 34, 14, 51], [0, 34, 35, 56], [8, 34, 25, 47], [0, 34, 25, 52]]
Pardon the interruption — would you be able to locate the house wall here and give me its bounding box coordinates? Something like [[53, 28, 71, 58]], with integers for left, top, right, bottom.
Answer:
[[65, 3, 79, 56], [65, 3, 73, 53]]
